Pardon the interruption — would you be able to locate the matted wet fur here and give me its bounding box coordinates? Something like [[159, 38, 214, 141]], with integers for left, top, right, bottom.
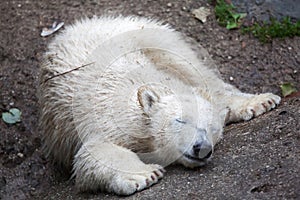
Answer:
[[39, 16, 280, 195]]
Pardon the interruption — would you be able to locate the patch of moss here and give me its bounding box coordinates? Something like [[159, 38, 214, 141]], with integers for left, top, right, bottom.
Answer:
[[212, 0, 300, 42], [242, 17, 300, 42]]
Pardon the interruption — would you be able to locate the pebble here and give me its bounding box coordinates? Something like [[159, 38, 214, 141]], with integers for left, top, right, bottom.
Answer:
[[229, 76, 234, 81], [167, 3, 172, 7], [17, 153, 24, 158], [255, 0, 265, 5]]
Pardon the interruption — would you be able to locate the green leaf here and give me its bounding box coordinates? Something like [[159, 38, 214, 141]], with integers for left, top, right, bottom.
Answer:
[[2, 108, 22, 124], [239, 13, 247, 19], [215, 0, 246, 29], [280, 83, 297, 97], [226, 21, 238, 29], [232, 13, 241, 20]]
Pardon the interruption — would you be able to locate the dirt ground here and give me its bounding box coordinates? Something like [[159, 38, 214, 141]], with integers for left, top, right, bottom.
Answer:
[[0, 0, 299, 199]]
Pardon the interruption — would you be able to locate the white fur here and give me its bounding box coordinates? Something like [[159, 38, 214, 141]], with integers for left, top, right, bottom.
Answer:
[[39, 16, 281, 195]]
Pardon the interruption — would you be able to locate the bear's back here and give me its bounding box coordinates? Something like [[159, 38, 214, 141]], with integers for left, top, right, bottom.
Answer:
[[45, 16, 171, 71]]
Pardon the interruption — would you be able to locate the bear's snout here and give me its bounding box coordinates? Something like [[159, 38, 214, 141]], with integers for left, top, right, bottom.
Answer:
[[191, 128, 213, 159], [193, 140, 213, 159]]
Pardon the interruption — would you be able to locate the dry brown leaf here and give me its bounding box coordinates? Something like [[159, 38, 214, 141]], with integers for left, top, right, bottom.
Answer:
[[192, 7, 211, 23]]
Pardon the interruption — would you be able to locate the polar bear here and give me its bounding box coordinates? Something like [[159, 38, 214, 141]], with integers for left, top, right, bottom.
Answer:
[[39, 16, 281, 195]]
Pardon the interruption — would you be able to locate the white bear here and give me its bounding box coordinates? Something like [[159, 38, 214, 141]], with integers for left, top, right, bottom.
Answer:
[[39, 16, 281, 195]]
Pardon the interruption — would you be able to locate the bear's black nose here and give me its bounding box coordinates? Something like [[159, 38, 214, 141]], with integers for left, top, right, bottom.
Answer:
[[193, 140, 213, 159]]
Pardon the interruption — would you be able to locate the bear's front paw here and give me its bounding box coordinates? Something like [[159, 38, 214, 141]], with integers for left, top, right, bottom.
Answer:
[[110, 164, 165, 195], [240, 93, 281, 121]]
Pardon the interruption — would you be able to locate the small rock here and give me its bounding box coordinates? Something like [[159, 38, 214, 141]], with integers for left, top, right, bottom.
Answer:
[[229, 76, 234, 81], [255, 0, 265, 5], [167, 3, 172, 7], [17, 152, 24, 158]]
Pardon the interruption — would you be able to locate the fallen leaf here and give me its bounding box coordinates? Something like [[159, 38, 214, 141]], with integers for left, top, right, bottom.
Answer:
[[280, 83, 297, 97], [41, 21, 64, 37], [192, 7, 211, 23], [284, 91, 300, 98], [2, 108, 22, 124]]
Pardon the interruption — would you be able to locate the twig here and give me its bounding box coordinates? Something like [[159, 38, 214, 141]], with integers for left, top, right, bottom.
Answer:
[[43, 62, 95, 83]]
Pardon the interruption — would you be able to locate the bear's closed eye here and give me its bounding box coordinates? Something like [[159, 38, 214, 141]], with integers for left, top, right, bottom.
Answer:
[[175, 119, 187, 124]]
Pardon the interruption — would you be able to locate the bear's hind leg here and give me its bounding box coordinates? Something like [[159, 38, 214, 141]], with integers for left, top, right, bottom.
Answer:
[[73, 139, 165, 195]]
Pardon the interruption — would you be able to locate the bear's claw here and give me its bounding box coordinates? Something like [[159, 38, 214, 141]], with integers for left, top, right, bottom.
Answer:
[[241, 93, 281, 121], [111, 164, 165, 195]]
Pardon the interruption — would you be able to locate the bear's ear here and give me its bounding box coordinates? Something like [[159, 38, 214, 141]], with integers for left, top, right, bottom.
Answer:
[[137, 86, 159, 115]]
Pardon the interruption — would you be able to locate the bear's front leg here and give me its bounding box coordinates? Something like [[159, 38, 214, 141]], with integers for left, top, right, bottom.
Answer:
[[224, 92, 281, 124], [73, 138, 165, 195]]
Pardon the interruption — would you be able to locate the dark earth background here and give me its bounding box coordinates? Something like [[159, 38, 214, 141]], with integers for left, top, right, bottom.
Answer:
[[0, 0, 299, 199]]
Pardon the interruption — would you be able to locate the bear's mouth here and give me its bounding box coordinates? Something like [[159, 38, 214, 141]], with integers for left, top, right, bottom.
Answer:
[[183, 154, 207, 163]]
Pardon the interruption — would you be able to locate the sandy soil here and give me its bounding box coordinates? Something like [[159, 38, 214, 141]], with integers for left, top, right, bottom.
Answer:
[[0, 0, 299, 199]]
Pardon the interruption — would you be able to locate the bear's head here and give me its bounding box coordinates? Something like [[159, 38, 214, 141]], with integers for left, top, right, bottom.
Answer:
[[136, 85, 224, 168]]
